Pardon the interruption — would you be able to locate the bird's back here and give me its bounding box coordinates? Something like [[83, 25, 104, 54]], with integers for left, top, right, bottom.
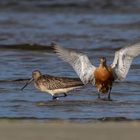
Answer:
[[35, 74, 84, 90]]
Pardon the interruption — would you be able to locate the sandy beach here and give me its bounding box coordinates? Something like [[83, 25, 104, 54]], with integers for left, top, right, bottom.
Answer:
[[0, 120, 140, 140]]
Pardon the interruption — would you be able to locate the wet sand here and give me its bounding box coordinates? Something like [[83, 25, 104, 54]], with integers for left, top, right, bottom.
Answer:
[[0, 120, 140, 140]]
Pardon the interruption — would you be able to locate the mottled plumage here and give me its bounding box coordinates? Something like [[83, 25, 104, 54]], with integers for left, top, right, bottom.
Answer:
[[21, 70, 84, 100], [35, 73, 84, 90]]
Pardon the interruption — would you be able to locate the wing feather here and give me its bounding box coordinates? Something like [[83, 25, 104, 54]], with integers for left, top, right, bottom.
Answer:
[[39, 75, 83, 90], [54, 45, 96, 84], [111, 42, 140, 80]]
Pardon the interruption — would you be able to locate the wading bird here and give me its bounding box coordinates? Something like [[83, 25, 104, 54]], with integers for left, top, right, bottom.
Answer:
[[21, 70, 84, 100], [54, 43, 140, 100]]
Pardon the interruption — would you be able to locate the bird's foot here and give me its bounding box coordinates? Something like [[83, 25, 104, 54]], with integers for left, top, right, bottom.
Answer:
[[97, 95, 113, 101], [97, 98, 113, 101], [52, 93, 67, 100], [52, 96, 59, 100], [103, 98, 113, 101], [107, 97, 112, 101], [107, 94, 112, 101]]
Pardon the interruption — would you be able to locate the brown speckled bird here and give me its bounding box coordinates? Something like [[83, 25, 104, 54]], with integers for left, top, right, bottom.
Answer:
[[54, 43, 140, 100], [21, 70, 84, 100]]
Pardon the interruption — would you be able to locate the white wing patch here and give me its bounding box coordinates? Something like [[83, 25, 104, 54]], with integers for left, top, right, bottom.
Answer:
[[78, 55, 96, 84], [111, 42, 140, 80], [54, 45, 96, 85]]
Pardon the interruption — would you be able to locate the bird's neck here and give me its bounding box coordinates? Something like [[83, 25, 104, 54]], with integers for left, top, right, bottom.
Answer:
[[99, 62, 107, 68], [33, 76, 40, 82]]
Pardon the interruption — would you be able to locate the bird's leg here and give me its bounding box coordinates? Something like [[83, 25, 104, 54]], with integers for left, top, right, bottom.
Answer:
[[52, 95, 56, 100], [98, 93, 101, 99], [52, 93, 67, 100], [63, 93, 67, 97], [97, 84, 101, 99], [52, 95, 59, 100], [107, 87, 112, 101]]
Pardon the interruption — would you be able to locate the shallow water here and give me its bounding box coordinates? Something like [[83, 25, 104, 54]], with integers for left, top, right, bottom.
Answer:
[[0, 0, 140, 121]]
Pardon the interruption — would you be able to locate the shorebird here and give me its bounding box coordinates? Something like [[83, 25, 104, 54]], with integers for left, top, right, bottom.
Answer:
[[21, 70, 84, 100], [54, 42, 140, 100]]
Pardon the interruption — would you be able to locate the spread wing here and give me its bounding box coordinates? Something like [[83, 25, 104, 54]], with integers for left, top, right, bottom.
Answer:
[[111, 42, 140, 80], [54, 44, 96, 85]]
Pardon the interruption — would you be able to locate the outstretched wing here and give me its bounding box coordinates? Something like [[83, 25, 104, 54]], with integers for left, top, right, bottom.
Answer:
[[111, 42, 140, 80], [54, 44, 96, 84]]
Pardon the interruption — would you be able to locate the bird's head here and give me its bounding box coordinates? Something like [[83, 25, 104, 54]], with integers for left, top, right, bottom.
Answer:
[[99, 57, 106, 65], [21, 70, 42, 90], [32, 70, 42, 81]]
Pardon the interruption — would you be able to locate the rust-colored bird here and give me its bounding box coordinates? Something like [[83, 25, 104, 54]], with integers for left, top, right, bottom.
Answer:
[[54, 43, 140, 100]]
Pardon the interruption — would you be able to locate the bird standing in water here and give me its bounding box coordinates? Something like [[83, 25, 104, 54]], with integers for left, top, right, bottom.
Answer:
[[54, 43, 140, 100], [21, 70, 84, 100]]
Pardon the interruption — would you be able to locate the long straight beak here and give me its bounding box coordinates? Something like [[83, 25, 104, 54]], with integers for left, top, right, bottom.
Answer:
[[21, 78, 33, 90]]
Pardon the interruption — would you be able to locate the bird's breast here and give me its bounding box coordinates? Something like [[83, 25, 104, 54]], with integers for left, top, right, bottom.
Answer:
[[94, 66, 114, 93], [94, 67, 113, 82]]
